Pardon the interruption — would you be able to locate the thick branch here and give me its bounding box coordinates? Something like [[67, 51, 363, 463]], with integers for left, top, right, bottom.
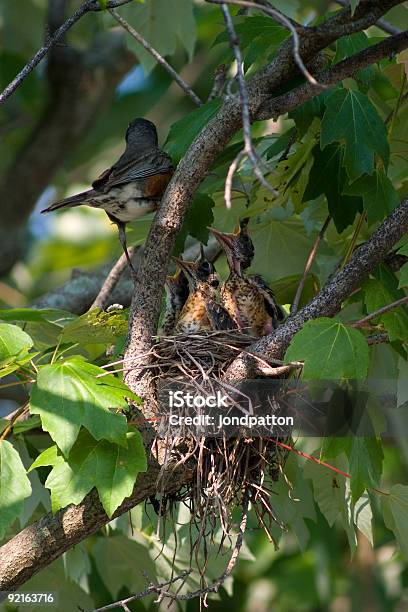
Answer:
[[1, 197, 406, 592], [258, 31, 408, 120], [124, 0, 407, 398], [226, 198, 408, 380], [0, 459, 192, 593], [1, 0, 406, 592]]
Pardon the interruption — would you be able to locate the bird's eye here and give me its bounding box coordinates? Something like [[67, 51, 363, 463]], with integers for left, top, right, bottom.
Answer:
[[210, 278, 219, 288]]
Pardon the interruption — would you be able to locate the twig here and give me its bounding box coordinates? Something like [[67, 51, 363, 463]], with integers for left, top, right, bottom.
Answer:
[[90, 247, 138, 310], [208, 0, 325, 88], [0, 403, 29, 442], [219, 3, 279, 208], [335, 0, 401, 36], [291, 216, 331, 314], [91, 570, 191, 612], [0, 0, 136, 105], [109, 9, 203, 107], [352, 295, 408, 328], [367, 333, 389, 345]]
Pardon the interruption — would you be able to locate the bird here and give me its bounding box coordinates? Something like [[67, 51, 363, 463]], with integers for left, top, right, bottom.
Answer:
[[160, 268, 189, 335], [174, 254, 236, 334], [160, 246, 215, 335], [209, 219, 284, 337], [41, 118, 173, 275]]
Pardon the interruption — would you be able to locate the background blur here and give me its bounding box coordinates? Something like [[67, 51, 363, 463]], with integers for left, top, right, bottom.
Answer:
[[1, 1, 408, 610]]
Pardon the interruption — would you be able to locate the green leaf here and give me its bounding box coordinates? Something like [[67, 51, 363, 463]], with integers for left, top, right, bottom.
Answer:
[[37, 429, 146, 517], [382, 484, 408, 559], [97, 0, 107, 7], [353, 492, 373, 545], [321, 89, 389, 181], [0, 440, 32, 539], [61, 309, 127, 344], [348, 437, 383, 502], [284, 318, 369, 379], [214, 16, 289, 71], [363, 278, 408, 342], [343, 170, 399, 224], [0, 308, 73, 323], [304, 143, 363, 232], [349, 0, 360, 15], [92, 535, 157, 598], [174, 194, 215, 254], [165, 99, 221, 163], [30, 358, 133, 457], [304, 456, 348, 527], [249, 217, 315, 282], [334, 32, 374, 85], [289, 91, 329, 137], [119, 0, 196, 74], [398, 262, 408, 288], [0, 323, 33, 364]]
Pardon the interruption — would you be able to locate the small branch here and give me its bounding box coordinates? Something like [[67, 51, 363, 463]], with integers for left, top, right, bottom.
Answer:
[[291, 216, 331, 315], [91, 571, 191, 612], [109, 9, 203, 107], [0, 0, 141, 106], [352, 295, 408, 328], [258, 31, 408, 120], [220, 3, 278, 208], [0, 1, 89, 105], [90, 247, 138, 311], [335, 0, 401, 36], [0, 403, 29, 442], [208, 0, 325, 88], [367, 333, 389, 345]]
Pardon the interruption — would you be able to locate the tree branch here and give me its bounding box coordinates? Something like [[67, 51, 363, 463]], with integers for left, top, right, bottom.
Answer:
[[352, 295, 408, 328], [124, 0, 407, 399], [0, 459, 192, 593], [335, 0, 401, 36], [0, 14, 134, 275], [1, 0, 406, 592], [1, 199, 405, 592], [90, 247, 139, 311], [258, 30, 408, 120], [0, 0, 136, 106], [225, 198, 408, 380], [291, 215, 331, 315], [109, 8, 203, 107]]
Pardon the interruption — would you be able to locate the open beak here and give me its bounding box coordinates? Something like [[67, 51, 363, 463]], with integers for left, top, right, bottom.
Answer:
[[172, 257, 196, 279], [208, 227, 234, 251]]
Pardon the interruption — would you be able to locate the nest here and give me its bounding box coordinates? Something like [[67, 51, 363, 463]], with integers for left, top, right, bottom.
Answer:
[[142, 330, 292, 550]]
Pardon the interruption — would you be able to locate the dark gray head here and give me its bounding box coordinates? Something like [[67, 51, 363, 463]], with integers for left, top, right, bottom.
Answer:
[[209, 218, 254, 275], [125, 118, 158, 149]]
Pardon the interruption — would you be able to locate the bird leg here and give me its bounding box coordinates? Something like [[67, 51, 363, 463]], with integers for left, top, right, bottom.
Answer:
[[116, 221, 137, 280]]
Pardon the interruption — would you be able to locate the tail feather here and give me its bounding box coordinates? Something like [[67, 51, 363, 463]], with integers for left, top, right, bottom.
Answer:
[[41, 189, 96, 213]]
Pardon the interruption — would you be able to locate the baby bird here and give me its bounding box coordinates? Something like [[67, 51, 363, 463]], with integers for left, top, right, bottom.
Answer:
[[209, 219, 284, 337], [174, 256, 236, 333]]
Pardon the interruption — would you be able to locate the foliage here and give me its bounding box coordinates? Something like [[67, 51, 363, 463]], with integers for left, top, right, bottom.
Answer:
[[0, 0, 407, 609]]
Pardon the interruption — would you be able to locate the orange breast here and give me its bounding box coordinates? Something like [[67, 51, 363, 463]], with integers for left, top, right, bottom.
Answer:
[[145, 171, 173, 198]]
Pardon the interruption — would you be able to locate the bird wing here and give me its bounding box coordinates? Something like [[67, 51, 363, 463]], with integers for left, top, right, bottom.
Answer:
[[206, 300, 237, 331], [248, 275, 285, 323], [92, 149, 173, 192]]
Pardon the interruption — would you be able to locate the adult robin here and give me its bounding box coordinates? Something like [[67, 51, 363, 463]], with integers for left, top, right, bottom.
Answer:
[[209, 219, 284, 337], [174, 255, 236, 334], [41, 118, 173, 275]]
